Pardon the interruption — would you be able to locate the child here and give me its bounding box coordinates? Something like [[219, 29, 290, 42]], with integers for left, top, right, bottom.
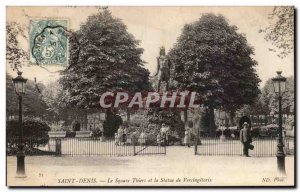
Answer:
[[184, 128, 191, 147], [157, 133, 162, 146]]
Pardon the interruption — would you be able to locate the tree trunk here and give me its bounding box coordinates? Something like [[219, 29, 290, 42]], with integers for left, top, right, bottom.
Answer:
[[229, 110, 235, 127], [127, 108, 130, 122], [265, 114, 267, 126], [80, 114, 83, 130], [84, 110, 88, 130], [184, 109, 188, 124], [79, 110, 87, 131]]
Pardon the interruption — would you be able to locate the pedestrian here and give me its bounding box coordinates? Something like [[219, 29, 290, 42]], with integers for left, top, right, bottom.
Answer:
[[122, 126, 128, 145], [139, 131, 146, 146], [125, 131, 131, 145], [114, 132, 119, 146], [184, 128, 191, 147], [240, 122, 252, 157], [157, 133, 162, 146], [99, 123, 104, 137], [165, 125, 171, 145], [231, 132, 236, 139], [161, 123, 167, 145], [117, 126, 124, 145], [131, 130, 138, 145]]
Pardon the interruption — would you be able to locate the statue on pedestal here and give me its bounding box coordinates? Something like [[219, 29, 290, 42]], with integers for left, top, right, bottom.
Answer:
[[154, 46, 171, 92]]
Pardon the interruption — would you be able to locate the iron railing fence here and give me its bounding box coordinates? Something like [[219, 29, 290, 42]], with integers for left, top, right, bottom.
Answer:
[[195, 136, 294, 157], [6, 137, 166, 156]]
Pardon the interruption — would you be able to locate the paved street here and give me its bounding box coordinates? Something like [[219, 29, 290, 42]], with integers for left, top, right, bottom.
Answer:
[[7, 146, 294, 186]]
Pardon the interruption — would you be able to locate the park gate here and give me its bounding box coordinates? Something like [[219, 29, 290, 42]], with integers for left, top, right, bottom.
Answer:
[[50, 137, 166, 156]]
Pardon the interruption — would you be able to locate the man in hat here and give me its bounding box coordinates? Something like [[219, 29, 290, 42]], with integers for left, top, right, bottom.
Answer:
[[240, 122, 252, 157]]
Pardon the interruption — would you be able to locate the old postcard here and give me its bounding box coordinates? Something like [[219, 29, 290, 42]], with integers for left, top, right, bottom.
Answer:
[[6, 6, 295, 187]]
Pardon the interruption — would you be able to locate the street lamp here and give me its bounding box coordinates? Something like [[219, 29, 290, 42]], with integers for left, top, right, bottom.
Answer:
[[12, 71, 27, 178], [271, 71, 287, 175]]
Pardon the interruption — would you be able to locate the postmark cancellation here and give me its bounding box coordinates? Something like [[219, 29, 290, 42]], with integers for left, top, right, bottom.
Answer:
[[29, 19, 68, 65]]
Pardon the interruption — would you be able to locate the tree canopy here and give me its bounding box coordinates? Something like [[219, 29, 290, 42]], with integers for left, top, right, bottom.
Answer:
[[236, 75, 294, 117], [60, 9, 152, 109], [6, 73, 48, 117], [6, 22, 27, 71], [41, 80, 65, 114], [261, 76, 294, 115], [260, 7, 294, 59], [169, 13, 261, 111]]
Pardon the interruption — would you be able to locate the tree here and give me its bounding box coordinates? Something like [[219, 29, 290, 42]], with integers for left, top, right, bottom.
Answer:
[[59, 9, 152, 130], [6, 22, 50, 119], [6, 73, 48, 118], [237, 94, 269, 116], [41, 80, 69, 118], [60, 9, 151, 109], [169, 14, 261, 133], [260, 7, 294, 59], [236, 76, 294, 126], [6, 22, 28, 71], [261, 76, 294, 116]]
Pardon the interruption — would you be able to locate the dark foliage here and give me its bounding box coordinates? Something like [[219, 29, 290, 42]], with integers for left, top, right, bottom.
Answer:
[[60, 9, 152, 109], [169, 14, 261, 111], [7, 117, 51, 153], [103, 111, 123, 137]]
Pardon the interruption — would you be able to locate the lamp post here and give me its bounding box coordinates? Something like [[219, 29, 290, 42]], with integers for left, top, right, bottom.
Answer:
[[271, 71, 286, 175], [12, 71, 27, 178]]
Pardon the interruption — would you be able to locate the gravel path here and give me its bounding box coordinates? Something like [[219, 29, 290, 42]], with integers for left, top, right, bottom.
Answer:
[[7, 146, 294, 186]]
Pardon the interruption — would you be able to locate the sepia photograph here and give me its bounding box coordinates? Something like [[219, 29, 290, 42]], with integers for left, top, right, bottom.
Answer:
[[5, 5, 295, 187]]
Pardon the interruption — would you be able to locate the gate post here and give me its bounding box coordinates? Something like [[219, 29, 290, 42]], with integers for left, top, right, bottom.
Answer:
[[55, 138, 62, 156]]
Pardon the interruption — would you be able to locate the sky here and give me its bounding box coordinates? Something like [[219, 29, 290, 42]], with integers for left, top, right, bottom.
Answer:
[[6, 6, 294, 87]]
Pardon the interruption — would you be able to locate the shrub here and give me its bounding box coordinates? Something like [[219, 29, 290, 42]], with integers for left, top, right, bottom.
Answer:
[[146, 108, 185, 142], [72, 120, 80, 131], [91, 128, 103, 138], [7, 117, 50, 139], [6, 117, 51, 154]]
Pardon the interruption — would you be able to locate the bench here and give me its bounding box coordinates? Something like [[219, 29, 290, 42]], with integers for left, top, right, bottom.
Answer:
[[75, 131, 92, 138], [48, 131, 67, 138]]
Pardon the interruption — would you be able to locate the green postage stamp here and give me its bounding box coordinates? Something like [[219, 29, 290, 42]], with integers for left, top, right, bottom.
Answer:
[[29, 19, 68, 65]]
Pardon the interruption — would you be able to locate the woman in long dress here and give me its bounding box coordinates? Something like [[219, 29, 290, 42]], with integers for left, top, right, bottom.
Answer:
[[117, 127, 124, 145], [139, 131, 146, 146]]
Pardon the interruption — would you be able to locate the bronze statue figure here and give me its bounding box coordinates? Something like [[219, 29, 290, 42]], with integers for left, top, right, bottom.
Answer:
[[154, 46, 171, 91]]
